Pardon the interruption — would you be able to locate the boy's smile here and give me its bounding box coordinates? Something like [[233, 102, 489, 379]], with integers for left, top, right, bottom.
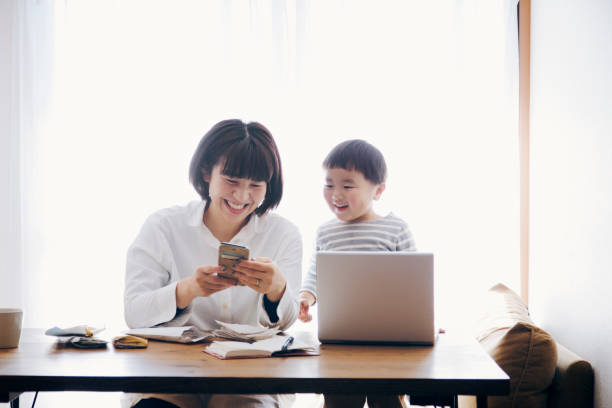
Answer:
[[323, 167, 385, 223], [332, 201, 349, 211]]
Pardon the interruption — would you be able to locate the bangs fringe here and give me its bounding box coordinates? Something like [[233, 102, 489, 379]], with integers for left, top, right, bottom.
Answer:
[[221, 137, 274, 182]]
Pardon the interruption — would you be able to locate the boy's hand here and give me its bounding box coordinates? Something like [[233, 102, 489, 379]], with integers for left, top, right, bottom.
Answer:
[[298, 292, 315, 322]]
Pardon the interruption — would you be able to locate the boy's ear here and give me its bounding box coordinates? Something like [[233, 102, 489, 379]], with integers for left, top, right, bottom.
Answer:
[[373, 182, 386, 200]]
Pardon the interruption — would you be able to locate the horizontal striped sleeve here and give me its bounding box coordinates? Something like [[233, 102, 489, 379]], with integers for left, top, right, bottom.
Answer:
[[384, 214, 417, 251], [300, 244, 318, 299]]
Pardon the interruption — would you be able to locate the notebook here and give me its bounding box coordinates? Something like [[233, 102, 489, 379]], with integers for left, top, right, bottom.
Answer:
[[204, 331, 319, 359], [316, 251, 435, 345]]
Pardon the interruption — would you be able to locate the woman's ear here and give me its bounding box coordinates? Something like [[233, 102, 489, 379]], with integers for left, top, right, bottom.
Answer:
[[373, 182, 386, 200], [202, 169, 210, 183]]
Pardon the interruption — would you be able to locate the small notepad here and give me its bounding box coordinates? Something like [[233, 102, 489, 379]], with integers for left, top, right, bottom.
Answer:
[[112, 335, 148, 349]]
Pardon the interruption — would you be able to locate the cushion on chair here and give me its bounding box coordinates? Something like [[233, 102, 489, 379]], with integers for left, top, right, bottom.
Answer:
[[473, 283, 557, 408], [547, 343, 594, 408]]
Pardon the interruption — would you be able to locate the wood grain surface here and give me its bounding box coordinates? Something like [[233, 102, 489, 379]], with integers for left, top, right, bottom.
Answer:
[[0, 329, 508, 397]]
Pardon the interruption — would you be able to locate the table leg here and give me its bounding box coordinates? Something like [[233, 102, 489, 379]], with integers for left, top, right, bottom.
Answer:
[[409, 394, 457, 407], [476, 395, 488, 408]]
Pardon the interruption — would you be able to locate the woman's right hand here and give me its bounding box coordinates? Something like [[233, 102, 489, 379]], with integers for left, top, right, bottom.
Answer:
[[176, 265, 236, 309]]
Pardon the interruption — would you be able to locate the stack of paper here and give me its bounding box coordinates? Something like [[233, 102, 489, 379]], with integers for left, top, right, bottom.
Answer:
[[45, 325, 105, 337], [124, 326, 211, 343], [212, 320, 281, 342]]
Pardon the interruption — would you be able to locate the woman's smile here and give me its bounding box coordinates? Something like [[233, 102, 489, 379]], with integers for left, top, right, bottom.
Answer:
[[224, 199, 250, 214]]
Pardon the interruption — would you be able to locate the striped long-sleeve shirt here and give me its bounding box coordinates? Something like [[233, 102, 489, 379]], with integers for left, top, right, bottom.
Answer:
[[300, 213, 416, 300]]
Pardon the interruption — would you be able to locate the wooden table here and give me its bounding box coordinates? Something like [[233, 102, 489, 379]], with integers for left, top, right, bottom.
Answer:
[[0, 329, 508, 408]]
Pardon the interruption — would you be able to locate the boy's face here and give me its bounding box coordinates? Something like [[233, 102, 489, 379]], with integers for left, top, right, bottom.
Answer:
[[323, 167, 385, 223]]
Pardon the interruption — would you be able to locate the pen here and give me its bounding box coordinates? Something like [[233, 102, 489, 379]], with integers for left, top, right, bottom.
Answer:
[[281, 336, 294, 352]]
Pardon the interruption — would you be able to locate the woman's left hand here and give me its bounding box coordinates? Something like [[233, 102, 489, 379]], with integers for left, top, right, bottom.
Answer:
[[232, 257, 286, 302]]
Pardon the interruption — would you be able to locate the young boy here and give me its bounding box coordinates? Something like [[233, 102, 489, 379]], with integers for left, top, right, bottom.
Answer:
[[299, 139, 415, 408]]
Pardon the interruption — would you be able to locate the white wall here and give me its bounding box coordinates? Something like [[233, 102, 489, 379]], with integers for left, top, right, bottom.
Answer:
[[529, 1, 612, 407]]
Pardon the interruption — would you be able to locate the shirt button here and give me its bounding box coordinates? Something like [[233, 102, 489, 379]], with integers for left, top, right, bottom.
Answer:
[[222, 304, 229, 310]]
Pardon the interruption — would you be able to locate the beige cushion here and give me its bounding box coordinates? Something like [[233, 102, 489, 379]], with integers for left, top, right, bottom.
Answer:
[[472, 283, 557, 408]]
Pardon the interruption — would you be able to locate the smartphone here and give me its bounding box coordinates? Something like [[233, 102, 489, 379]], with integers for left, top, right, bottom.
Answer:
[[218, 242, 250, 282]]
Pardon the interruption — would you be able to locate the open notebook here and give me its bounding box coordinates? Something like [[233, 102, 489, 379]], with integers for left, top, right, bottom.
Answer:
[[204, 331, 319, 359]]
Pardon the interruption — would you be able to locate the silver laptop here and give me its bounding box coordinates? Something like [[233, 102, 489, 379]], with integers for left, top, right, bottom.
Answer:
[[316, 251, 435, 345]]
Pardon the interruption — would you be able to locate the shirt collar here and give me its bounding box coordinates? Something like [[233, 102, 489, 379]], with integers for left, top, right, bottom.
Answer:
[[235, 212, 262, 241], [187, 200, 207, 227], [186, 200, 264, 241]]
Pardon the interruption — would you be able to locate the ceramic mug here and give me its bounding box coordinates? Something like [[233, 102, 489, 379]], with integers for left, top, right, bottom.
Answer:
[[0, 308, 23, 348]]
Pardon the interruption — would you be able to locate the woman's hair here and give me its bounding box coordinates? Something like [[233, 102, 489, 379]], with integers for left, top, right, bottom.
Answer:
[[189, 119, 283, 215], [323, 139, 387, 184]]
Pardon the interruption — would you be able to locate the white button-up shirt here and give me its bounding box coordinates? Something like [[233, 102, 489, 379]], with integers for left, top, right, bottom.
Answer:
[[124, 200, 302, 331]]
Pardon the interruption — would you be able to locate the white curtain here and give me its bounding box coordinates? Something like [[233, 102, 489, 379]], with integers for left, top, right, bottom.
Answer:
[[2, 0, 519, 333], [1, 0, 55, 319]]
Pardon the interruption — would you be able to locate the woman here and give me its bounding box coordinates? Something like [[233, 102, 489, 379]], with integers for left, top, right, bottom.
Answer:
[[124, 119, 302, 408]]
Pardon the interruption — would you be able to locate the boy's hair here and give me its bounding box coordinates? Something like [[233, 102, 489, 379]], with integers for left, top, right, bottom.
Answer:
[[189, 119, 283, 215], [323, 139, 387, 184]]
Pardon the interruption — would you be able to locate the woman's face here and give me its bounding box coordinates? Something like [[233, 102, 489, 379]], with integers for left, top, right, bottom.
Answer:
[[205, 163, 267, 227]]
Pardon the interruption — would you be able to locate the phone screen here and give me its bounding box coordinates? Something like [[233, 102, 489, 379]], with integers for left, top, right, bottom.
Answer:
[[218, 243, 250, 282]]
